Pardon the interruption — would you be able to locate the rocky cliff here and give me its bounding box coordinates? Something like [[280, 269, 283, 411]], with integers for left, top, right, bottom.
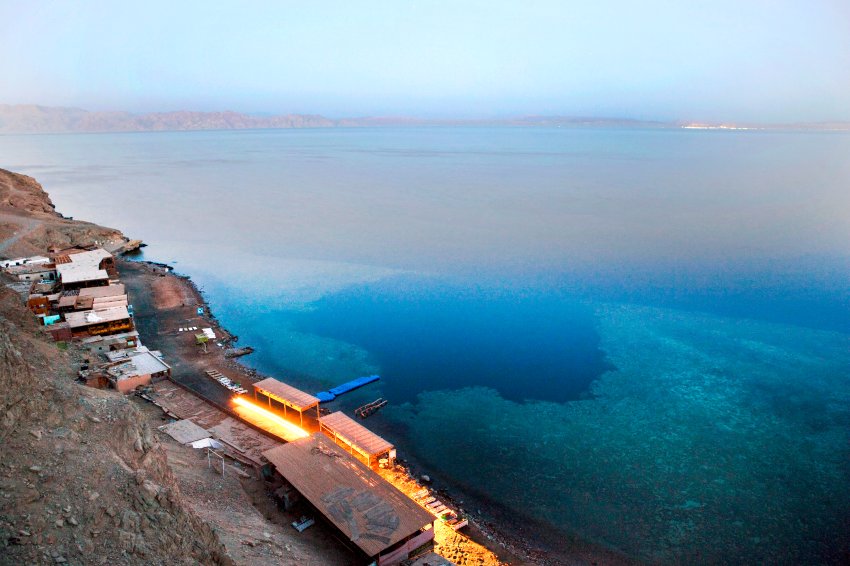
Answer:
[[0, 282, 234, 565], [0, 170, 232, 564], [0, 168, 129, 258]]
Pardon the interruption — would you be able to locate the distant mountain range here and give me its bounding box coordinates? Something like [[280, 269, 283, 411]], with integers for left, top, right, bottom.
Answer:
[[1, 104, 847, 134]]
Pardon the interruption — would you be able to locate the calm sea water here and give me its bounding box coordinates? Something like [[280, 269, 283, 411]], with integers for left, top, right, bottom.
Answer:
[[2, 127, 849, 563]]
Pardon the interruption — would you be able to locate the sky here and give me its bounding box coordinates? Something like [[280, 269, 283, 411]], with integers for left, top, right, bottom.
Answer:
[[1, 1, 849, 121]]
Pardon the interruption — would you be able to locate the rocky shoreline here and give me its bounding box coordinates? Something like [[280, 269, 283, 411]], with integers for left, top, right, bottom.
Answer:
[[120, 257, 521, 564], [0, 167, 519, 565]]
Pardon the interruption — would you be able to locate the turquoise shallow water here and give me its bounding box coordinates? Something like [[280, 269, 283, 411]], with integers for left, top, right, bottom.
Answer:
[[2, 127, 849, 562], [389, 304, 850, 563]]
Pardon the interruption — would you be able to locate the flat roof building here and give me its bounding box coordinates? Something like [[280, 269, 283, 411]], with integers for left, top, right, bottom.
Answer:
[[104, 350, 171, 394], [64, 306, 134, 337], [263, 434, 434, 565], [80, 330, 139, 354], [5, 263, 57, 282], [55, 249, 115, 289], [0, 255, 50, 269]]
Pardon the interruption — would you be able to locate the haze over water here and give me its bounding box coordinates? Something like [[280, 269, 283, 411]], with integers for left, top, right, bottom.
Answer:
[[2, 127, 849, 563]]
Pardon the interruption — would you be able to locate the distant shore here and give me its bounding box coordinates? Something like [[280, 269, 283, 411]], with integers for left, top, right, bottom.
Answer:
[[3, 103, 849, 135]]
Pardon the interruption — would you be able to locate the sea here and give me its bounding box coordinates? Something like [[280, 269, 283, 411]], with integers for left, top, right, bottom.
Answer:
[[2, 127, 849, 564]]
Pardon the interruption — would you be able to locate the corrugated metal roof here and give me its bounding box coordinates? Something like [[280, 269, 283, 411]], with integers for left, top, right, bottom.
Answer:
[[321, 411, 394, 458], [263, 434, 432, 557], [254, 378, 320, 411]]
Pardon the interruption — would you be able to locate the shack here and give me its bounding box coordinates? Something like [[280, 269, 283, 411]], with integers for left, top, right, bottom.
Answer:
[[103, 349, 171, 393], [253, 378, 320, 428], [27, 294, 51, 315], [320, 411, 396, 467], [64, 306, 134, 338], [80, 330, 140, 354], [263, 434, 434, 565]]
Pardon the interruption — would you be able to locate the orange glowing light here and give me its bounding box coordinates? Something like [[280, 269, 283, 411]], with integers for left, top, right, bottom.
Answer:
[[232, 396, 309, 440]]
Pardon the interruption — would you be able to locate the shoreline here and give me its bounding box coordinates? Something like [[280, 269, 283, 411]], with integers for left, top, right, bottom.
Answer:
[[118, 257, 525, 565], [122, 255, 635, 566], [1, 165, 627, 564]]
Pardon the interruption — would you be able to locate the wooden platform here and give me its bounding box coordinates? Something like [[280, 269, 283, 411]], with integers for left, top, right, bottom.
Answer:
[[145, 380, 281, 466]]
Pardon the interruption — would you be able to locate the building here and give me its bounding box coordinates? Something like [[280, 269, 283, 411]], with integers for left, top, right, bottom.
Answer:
[[56, 284, 128, 313], [55, 249, 116, 290], [5, 262, 57, 282], [320, 411, 396, 467], [27, 294, 51, 316], [102, 349, 171, 393], [263, 434, 435, 565], [0, 255, 51, 269], [253, 378, 321, 428], [64, 306, 134, 338], [80, 330, 140, 354]]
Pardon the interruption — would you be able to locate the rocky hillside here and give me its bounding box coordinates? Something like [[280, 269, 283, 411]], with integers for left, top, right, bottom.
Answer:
[[0, 169, 232, 564], [0, 168, 128, 258], [0, 283, 232, 565], [0, 169, 60, 217]]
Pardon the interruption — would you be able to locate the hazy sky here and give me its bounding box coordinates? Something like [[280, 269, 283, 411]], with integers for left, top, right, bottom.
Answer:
[[1, 1, 849, 121]]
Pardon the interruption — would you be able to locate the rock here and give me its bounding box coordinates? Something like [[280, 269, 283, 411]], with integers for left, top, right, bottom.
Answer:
[[68, 517, 78, 526], [87, 491, 100, 501], [421, 474, 431, 483], [29, 429, 42, 440], [18, 529, 31, 537], [121, 509, 140, 530], [29, 465, 43, 472], [55, 519, 64, 528], [54, 556, 66, 564], [88, 415, 101, 423], [118, 529, 135, 551]]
